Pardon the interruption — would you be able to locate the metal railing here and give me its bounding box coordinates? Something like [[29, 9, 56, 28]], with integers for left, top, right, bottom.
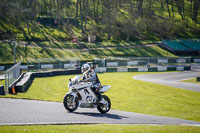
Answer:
[[5, 60, 22, 93]]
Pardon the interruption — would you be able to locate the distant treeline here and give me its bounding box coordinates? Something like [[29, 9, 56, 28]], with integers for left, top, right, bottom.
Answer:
[[0, 0, 200, 41]]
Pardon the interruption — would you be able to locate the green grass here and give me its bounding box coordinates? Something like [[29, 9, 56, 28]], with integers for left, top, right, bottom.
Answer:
[[1, 72, 200, 122], [181, 78, 200, 84], [32, 40, 159, 50], [0, 42, 176, 64], [0, 124, 200, 133], [0, 80, 5, 86], [88, 46, 176, 57]]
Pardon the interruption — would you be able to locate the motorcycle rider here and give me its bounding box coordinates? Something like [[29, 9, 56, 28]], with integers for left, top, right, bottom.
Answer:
[[81, 63, 103, 103]]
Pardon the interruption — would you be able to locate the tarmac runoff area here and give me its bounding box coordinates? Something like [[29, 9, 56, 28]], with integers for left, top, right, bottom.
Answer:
[[0, 98, 200, 126], [134, 71, 200, 92]]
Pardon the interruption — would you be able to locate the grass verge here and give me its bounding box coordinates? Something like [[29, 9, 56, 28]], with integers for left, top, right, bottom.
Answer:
[[0, 80, 4, 86], [1, 72, 200, 122], [0, 124, 200, 133], [181, 78, 200, 84]]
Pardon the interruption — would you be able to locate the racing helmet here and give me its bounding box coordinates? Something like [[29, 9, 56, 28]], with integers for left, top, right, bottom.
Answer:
[[81, 63, 90, 74]]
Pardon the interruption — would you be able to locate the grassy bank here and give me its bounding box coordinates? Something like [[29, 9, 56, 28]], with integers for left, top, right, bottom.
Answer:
[[0, 124, 200, 133], [1, 72, 200, 122], [88, 46, 176, 57], [0, 42, 176, 64], [21, 40, 159, 50]]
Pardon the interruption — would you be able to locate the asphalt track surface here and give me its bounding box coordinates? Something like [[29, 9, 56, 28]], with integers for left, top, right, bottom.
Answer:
[[0, 98, 200, 126], [1, 69, 200, 126], [134, 71, 200, 92]]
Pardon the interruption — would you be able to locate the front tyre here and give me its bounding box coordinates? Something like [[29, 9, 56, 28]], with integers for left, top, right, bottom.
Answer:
[[97, 95, 111, 113], [63, 94, 79, 112]]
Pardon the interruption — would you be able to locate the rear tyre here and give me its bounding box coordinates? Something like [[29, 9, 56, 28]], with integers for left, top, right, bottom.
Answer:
[[63, 94, 79, 112], [97, 95, 111, 113]]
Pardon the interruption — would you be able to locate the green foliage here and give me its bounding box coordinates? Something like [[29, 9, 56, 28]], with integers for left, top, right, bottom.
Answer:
[[1, 72, 200, 121], [0, 0, 199, 63], [0, 125, 200, 133], [0, 0, 200, 42]]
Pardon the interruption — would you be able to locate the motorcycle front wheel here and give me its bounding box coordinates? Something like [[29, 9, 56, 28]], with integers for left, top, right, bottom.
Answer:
[[63, 94, 79, 112], [97, 95, 111, 113]]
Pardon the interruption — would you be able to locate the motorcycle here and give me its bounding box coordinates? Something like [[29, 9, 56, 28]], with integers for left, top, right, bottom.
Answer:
[[63, 75, 111, 113]]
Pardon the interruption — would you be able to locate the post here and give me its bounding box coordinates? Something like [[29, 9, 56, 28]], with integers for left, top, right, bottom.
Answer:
[[11, 41, 18, 64], [5, 73, 7, 93], [14, 44, 16, 64], [60, 61, 62, 69]]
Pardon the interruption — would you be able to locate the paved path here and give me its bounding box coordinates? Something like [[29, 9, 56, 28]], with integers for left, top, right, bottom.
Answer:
[[0, 98, 200, 126], [134, 71, 200, 92]]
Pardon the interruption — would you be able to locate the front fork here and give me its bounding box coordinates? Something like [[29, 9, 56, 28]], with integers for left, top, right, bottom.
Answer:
[[66, 91, 77, 103]]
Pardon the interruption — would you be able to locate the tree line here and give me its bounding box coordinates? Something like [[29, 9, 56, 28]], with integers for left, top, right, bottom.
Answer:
[[0, 0, 200, 41]]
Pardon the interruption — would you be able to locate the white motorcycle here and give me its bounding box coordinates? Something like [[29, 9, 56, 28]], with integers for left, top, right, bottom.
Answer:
[[63, 75, 111, 113]]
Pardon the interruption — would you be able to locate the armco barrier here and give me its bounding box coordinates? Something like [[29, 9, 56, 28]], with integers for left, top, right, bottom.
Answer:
[[0, 85, 5, 95], [167, 66, 177, 71], [118, 60, 128, 66], [117, 68, 128, 72], [158, 66, 167, 71], [128, 68, 138, 72], [106, 68, 117, 72], [15, 72, 33, 92], [138, 67, 148, 72], [12, 65, 191, 93], [0, 66, 5, 71], [197, 77, 200, 82], [176, 66, 184, 71], [184, 66, 191, 71], [14, 70, 81, 93], [96, 66, 191, 73], [0, 57, 198, 71], [148, 67, 158, 72]]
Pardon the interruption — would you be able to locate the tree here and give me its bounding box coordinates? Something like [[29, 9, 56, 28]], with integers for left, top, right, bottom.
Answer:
[[166, 0, 171, 18], [193, 0, 200, 23], [175, 0, 185, 20]]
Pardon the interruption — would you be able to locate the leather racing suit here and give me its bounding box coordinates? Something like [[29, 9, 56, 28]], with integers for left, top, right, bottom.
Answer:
[[82, 69, 102, 101]]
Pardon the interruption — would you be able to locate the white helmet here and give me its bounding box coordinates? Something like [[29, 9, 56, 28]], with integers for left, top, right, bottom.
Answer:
[[81, 63, 90, 74]]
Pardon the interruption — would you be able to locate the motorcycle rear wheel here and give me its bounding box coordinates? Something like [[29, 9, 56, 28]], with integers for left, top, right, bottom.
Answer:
[[97, 95, 111, 113], [63, 94, 79, 112]]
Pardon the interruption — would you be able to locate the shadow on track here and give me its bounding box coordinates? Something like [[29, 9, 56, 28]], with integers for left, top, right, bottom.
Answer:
[[73, 112, 128, 120]]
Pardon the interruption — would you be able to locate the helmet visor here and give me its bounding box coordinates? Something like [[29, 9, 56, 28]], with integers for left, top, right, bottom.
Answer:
[[82, 67, 88, 73]]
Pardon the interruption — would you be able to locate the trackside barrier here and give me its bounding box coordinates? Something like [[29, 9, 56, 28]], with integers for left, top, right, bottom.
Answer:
[[5, 60, 22, 93], [13, 65, 190, 93], [197, 77, 200, 82], [14, 70, 81, 93], [0, 57, 199, 71], [0, 85, 5, 95], [95, 66, 190, 73]]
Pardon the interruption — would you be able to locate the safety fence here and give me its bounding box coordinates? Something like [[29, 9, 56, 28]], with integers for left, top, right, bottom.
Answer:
[[13, 70, 81, 93], [0, 57, 199, 71], [5, 60, 22, 93], [8, 65, 190, 94], [95, 66, 191, 73]]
